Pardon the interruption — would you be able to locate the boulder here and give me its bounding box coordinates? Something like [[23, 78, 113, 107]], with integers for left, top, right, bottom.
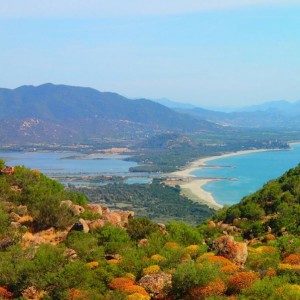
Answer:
[[115, 210, 134, 222], [138, 239, 149, 247], [10, 212, 21, 221], [1, 166, 14, 175], [85, 204, 102, 215], [63, 248, 78, 261], [105, 254, 122, 261], [102, 212, 122, 226], [70, 219, 89, 233], [16, 205, 28, 216], [211, 235, 248, 268], [0, 237, 13, 250], [22, 286, 47, 300], [138, 273, 172, 299], [209, 220, 216, 228], [101, 206, 110, 215], [60, 200, 85, 216], [10, 185, 22, 193], [70, 205, 85, 216], [88, 219, 105, 231]]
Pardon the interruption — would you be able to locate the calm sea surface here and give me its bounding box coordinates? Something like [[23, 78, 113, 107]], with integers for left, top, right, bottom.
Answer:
[[1, 144, 300, 198], [191, 143, 300, 206]]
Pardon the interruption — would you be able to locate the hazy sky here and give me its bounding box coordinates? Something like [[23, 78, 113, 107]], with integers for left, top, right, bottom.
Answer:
[[1, 1, 300, 107]]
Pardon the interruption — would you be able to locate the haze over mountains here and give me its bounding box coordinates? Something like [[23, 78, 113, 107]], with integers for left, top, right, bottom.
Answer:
[[155, 98, 300, 128], [0, 83, 298, 145]]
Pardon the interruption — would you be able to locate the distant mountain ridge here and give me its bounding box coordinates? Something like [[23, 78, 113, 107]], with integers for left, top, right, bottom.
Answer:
[[171, 100, 300, 129], [0, 83, 219, 145]]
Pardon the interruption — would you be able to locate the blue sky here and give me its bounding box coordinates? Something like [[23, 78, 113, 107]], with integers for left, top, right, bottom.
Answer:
[[1, 1, 300, 107]]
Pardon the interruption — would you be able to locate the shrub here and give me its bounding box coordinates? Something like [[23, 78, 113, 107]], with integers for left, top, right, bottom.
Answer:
[[79, 210, 101, 221], [142, 265, 161, 275], [65, 231, 104, 262], [123, 285, 148, 296], [283, 254, 300, 265], [0, 287, 13, 299], [228, 271, 259, 293], [167, 221, 203, 246], [189, 279, 227, 299], [95, 223, 131, 254], [185, 245, 200, 257], [150, 254, 167, 263], [172, 260, 222, 297], [240, 276, 289, 299], [164, 242, 179, 249], [127, 218, 160, 241], [126, 293, 150, 300], [109, 277, 135, 290], [220, 264, 239, 274]]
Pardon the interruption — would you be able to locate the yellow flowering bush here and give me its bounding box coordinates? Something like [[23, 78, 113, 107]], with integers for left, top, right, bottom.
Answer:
[[150, 254, 167, 263], [142, 265, 161, 275]]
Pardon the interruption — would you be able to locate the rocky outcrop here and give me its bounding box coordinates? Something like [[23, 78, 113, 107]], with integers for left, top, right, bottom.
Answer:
[[22, 286, 47, 299], [70, 219, 89, 233], [138, 239, 149, 247], [211, 235, 248, 268], [101, 207, 134, 227], [138, 273, 172, 299], [63, 248, 78, 261], [88, 219, 105, 231], [1, 166, 15, 175], [0, 237, 13, 250], [217, 221, 242, 234], [60, 200, 85, 216], [84, 203, 102, 215]]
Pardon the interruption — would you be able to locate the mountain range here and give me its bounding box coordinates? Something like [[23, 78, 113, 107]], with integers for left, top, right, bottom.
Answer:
[[1, 83, 299, 146], [0, 84, 219, 145], [154, 99, 300, 128]]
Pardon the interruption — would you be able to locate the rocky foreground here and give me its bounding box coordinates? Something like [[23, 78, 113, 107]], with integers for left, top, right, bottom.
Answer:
[[2, 161, 300, 299]]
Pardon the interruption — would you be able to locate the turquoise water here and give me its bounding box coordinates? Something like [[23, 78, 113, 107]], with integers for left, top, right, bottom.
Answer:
[[191, 144, 300, 206]]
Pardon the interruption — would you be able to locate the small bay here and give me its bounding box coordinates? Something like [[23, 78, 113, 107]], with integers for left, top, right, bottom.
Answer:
[[191, 143, 300, 206]]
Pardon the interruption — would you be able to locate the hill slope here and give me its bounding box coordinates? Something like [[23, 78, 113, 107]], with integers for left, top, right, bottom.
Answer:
[[0, 83, 219, 144], [2, 161, 300, 298], [214, 163, 300, 238]]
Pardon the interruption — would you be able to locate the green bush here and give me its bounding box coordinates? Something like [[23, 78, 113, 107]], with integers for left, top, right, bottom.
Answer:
[[172, 260, 222, 298], [166, 221, 203, 246], [64, 231, 104, 262], [127, 217, 160, 241], [94, 224, 131, 253]]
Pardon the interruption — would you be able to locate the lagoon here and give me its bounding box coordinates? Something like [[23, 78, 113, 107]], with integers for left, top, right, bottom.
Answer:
[[191, 143, 300, 206], [0, 152, 137, 176]]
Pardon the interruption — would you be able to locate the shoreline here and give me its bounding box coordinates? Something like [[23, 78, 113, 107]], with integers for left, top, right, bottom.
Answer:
[[168, 148, 288, 209]]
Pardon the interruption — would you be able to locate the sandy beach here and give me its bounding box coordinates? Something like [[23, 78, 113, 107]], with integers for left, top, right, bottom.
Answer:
[[168, 148, 278, 209]]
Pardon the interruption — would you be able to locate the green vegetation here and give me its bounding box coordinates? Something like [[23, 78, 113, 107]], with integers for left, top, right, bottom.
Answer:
[[73, 179, 215, 224], [2, 160, 300, 298], [215, 163, 300, 238], [127, 132, 289, 172]]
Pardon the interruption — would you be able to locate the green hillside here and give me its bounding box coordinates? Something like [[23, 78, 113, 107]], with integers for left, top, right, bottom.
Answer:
[[215, 163, 300, 238], [2, 159, 300, 299]]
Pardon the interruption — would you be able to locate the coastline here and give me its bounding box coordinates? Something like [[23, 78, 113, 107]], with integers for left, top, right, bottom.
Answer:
[[168, 148, 285, 209]]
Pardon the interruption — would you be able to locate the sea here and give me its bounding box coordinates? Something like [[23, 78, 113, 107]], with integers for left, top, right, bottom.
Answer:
[[191, 143, 300, 206], [1, 144, 300, 204]]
